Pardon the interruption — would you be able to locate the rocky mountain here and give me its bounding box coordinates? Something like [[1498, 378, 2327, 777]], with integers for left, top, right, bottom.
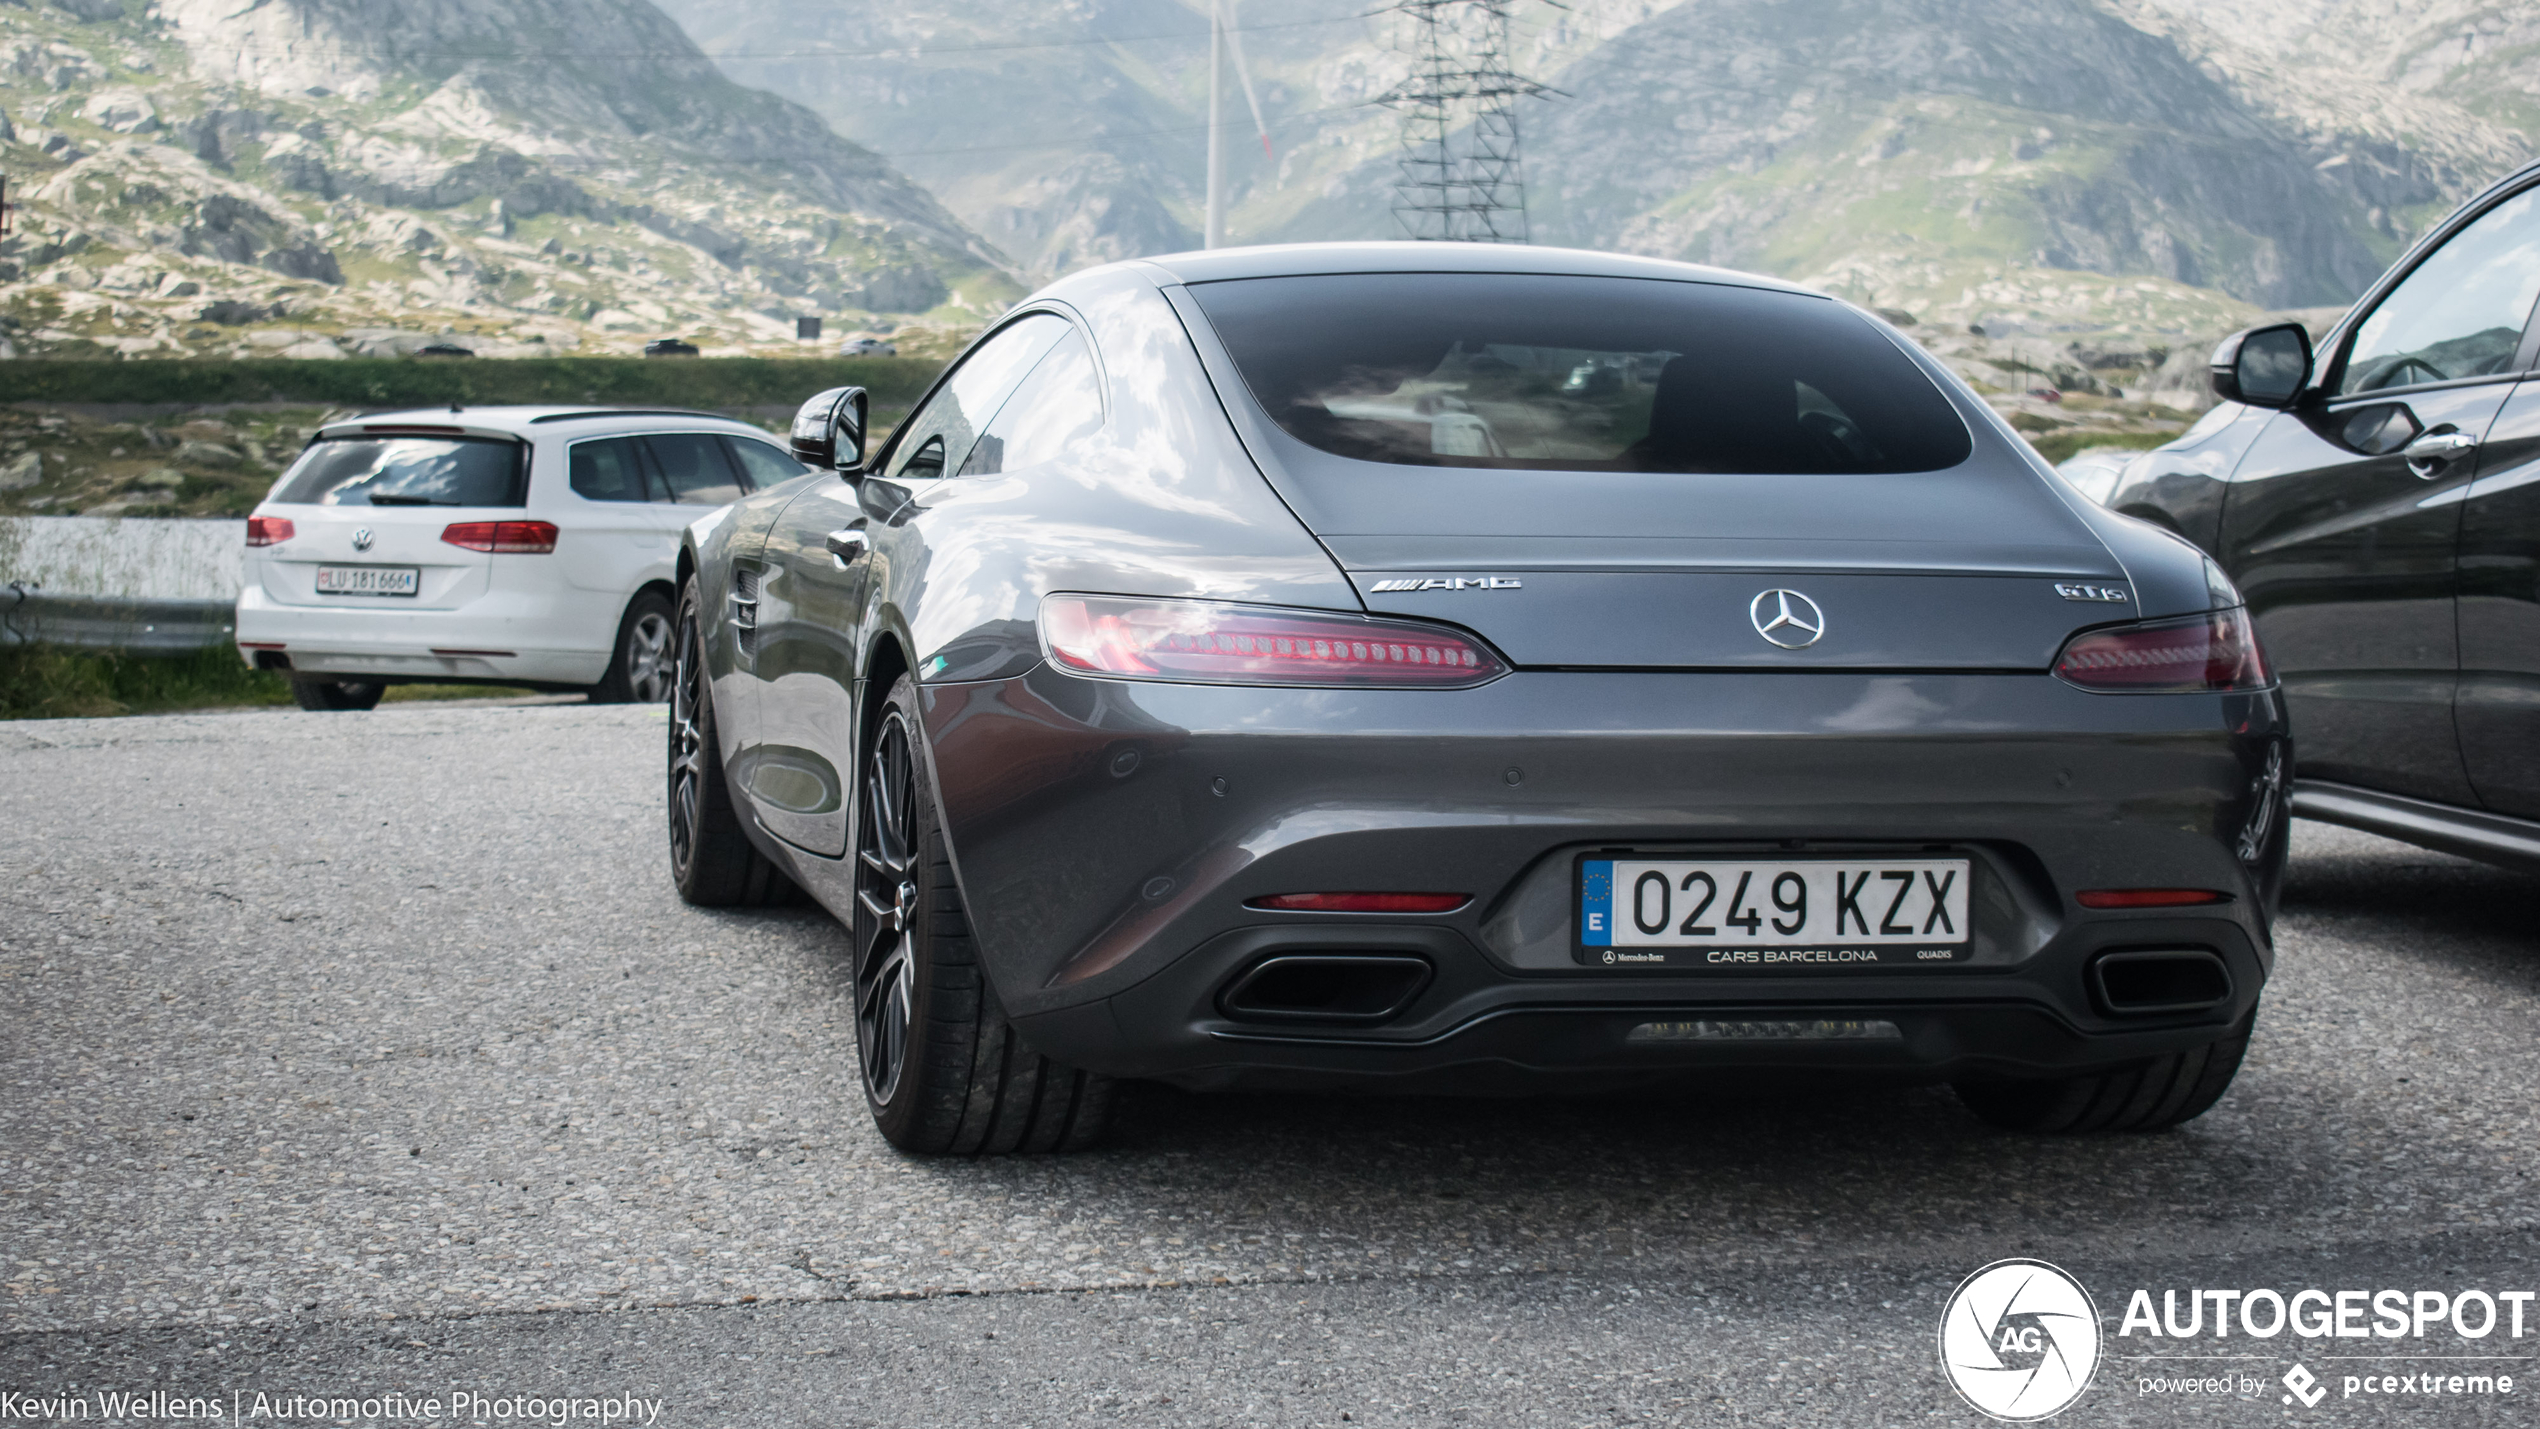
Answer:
[[673, 0, 2532, 344], [0, 0, 1020, 360]]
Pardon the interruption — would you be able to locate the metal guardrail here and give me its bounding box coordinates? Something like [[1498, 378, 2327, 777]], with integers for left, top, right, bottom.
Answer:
[[1, 587, 236, 651]]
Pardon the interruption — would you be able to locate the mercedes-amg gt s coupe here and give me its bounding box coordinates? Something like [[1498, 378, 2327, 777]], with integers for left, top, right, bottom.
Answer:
[[665, 242, 2288, 1154]]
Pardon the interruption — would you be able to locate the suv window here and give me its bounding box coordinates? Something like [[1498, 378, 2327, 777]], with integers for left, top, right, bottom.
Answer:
[[274, 436, 528, 506], [960, 329, 1103, 475], [723, 436, 807, 488], [883, 313, 1072, 481], [644, 433, 745, 504], [2341, 186, 2540, 395], [569, 436, 660, 502], [1189, 273, 1973, 474]]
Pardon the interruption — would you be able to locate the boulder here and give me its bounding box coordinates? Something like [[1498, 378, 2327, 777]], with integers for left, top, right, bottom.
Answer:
[[174, 440, 243, 467]]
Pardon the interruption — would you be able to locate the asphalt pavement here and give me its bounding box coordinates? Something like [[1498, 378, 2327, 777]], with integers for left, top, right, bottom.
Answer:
[[3, 703, 2536, 1426]]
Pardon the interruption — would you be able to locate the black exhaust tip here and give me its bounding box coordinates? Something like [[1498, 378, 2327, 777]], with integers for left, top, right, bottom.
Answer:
[[1218, 954, 1433, 1025], [2091, 948, 2231, 1016]]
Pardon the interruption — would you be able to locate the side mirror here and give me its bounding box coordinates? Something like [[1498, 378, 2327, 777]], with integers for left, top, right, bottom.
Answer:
[[788, 385, 870, 475], [2208, 323, 2312, 409]]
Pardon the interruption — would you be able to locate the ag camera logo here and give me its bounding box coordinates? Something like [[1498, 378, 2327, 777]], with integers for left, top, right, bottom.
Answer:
[[1940, 1259, 2103, 1420]]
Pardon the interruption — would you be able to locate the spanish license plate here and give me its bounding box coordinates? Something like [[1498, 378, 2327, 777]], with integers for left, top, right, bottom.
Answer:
[[315, 565, 420, 597], [1577, 856, 1972, 969]]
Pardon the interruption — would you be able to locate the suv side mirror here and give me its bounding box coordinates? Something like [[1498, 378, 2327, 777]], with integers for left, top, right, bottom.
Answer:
[[788, 385, 870, 475], [2208, 323, 2312, 408]]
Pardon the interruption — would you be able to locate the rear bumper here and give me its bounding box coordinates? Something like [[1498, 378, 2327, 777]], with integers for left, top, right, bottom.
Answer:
[[885, 665, 2287, 1089], [234, 587, 612, 686], [1014, 915, 2266, 1092]]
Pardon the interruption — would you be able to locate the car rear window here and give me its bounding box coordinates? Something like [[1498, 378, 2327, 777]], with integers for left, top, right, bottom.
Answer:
[[1187, 273, 1972, 474], [273, 437, 528, 507]]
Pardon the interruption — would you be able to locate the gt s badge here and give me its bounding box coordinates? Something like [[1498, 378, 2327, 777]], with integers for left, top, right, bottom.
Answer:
[[2054, 583, 2131, 603], [1368, 577, 1524, 592]]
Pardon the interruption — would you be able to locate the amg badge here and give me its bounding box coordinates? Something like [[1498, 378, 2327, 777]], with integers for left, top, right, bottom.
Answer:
[[1367, 577, 1524, 592]]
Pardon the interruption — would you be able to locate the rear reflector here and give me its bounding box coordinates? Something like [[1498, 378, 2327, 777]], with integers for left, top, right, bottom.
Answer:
[[2055, 606, 2271, 692], [1041, 594, 1505, 688], [245, 515, 295, 547], [237, 641, 286, 651], [441, 520, 559, 554], [2076, 888, 2229, 909], [1247, 892, 1470, 913]]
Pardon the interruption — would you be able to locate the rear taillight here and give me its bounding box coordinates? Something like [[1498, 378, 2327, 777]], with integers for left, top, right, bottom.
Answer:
[[1247, 892, 1471, 913], [245, 515, 295, 546], [2054, 607, 2271, 693], [441, 520, 559, 554], [1040, 595, 1506, 688]]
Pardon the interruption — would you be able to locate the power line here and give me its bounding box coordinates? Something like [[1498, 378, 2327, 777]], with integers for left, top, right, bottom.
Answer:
[[205, 15, 1367, 64]]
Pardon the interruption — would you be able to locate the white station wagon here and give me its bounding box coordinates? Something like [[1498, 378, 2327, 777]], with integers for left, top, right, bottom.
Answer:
[[235, 407, 807, 710]]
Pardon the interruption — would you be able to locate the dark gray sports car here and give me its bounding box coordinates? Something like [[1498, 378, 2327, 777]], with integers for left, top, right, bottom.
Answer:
[[667, 243, 2288, 1154]]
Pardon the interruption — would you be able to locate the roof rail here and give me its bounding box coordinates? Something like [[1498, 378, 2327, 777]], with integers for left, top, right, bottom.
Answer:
[[525, 408, 737, 425]]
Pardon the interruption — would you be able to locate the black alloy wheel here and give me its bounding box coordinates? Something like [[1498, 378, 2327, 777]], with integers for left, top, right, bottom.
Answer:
[[593, 588, 677, 703], [854, 708, 923, 1107], [665, 577, 792, 906], [291, 678, 385, 711], [850, 674, 1113, 1154]]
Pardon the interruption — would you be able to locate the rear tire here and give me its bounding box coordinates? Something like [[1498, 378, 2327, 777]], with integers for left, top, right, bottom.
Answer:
[[666, 577, 794, 907], [590, 588, 677, 704], [291, 679, 385, 712], [1953, 1009, 2255, 1134], [853, 675, 1113, 1154]]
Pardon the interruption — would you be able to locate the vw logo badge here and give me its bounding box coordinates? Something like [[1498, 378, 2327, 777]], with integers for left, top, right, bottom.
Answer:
[[1749, 588, 1825, 649], [351, 527, 375, 552]]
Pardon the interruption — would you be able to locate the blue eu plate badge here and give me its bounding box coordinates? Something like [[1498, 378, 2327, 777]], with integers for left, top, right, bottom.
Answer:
[[1580, 861, 1614, 946]]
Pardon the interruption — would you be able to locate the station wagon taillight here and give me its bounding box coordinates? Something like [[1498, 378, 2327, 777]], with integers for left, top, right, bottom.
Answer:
[[245, 515, 295, 546], [2053, 607, 2271, 693], [441, 520, 559, 554], [1040, 595, 1506, 688]]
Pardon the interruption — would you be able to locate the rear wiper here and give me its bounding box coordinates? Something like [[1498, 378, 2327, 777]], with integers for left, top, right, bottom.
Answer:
[[360, 495, 456, 505]]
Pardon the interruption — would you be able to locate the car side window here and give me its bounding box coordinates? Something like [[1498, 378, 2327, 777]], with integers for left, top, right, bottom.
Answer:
[[723, 436, 807, 489], [960, 329, 1103, 476], [643, 433, 746, 504], [2341, 186, 2540, 395], [569, 436, 660, 502], [883, 313, 1071, 481]]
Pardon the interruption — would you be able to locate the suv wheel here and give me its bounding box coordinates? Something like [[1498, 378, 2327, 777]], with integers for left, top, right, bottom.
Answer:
[[666, 578, 793, 906], [592, 589, 676, 703], [853, 674, 1113, 1154], [291, 679, 384, 712], [1953, 1009, 2255, 1133]]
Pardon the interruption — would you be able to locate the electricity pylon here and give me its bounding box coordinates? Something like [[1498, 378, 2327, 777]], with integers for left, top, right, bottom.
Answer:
[[1378, 0, 1553, 243]]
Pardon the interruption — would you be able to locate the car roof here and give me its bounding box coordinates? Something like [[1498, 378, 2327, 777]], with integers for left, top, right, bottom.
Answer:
[[312, 407, 770, 442], [1132, 240, 1825, 296]]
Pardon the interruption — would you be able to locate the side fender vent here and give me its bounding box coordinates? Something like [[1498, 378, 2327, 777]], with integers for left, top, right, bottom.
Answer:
[[729, 565, 760, 661]]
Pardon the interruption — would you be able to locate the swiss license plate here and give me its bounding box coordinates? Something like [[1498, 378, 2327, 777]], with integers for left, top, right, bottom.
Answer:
[[1578, 856, 1972, 969], [315, 565, 420, 597]]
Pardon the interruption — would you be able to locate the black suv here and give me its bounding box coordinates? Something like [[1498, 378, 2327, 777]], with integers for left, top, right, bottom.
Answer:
[[2111, 157, 2540, 871]]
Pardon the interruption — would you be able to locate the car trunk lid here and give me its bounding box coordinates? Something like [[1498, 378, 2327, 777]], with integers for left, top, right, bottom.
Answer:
[[1313, 467, 2133, 671]]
